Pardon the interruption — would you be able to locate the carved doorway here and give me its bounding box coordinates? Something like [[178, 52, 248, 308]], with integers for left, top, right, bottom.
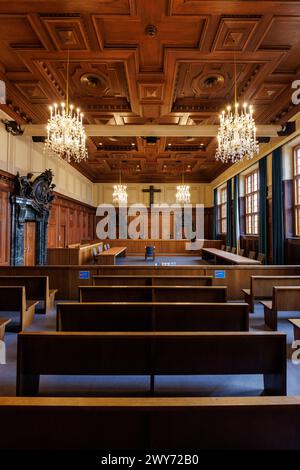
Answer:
[[24, 221, 36, 266]]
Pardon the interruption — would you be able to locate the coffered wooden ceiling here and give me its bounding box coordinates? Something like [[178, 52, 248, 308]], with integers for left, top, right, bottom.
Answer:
[[1, 1, 300, 182]]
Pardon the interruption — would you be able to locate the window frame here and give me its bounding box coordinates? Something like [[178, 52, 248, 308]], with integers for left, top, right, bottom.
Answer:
[[218, 187, 227, 235], [245, 169, 259, 236], [294, 146, 300, 236]]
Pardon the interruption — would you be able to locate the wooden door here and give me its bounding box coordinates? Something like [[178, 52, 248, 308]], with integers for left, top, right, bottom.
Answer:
[[24, 222, 36, 266]]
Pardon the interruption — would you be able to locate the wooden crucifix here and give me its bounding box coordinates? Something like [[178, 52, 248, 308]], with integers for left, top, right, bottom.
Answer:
[[142, 185, 161, 206]]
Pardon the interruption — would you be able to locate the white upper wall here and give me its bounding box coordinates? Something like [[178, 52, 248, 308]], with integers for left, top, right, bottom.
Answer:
[[0, 121, 96, 206], [95, 182, 213, 207], [0, 121, 214, 208]]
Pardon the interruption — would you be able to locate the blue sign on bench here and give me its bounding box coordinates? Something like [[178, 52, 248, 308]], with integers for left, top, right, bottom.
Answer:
[[215, 270, 226, 279], [79, 271, 90, 280]]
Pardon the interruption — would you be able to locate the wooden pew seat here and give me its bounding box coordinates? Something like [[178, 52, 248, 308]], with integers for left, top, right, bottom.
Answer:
[[260, 286, 300, 330], [242, 275, 300, 313], [0, 319, 11, 341], [79, 286, 227, 303], [57, 302, 249, 332], [289, 319, 300, 341], [0, 396, 300, 450], [0, 287, 38, 331], [0, 276, 57, 314], [17, 331, 286, 397], [92, 275, 213, 286]]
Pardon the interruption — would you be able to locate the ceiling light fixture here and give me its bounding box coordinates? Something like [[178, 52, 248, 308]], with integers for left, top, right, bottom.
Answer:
[[45, 50, 88, 163], [215, 45, 259, 164]]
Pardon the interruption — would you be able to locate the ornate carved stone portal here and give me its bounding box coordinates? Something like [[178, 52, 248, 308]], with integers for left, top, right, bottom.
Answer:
[[11, 169, 55, 265]]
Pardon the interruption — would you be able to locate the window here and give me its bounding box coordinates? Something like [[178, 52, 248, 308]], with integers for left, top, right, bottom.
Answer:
[[245, 170, 259, 235], [218, 187, 227, 234], [294, 147, 300, 236]]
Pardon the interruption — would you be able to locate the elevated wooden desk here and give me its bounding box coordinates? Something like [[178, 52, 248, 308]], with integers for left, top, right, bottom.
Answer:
[[202, 248, 261, 265], [96, 247, 127, 265]]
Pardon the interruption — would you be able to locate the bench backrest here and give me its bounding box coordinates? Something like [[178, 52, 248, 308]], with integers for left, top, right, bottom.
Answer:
[[79, 286, 227, 303], [92, 275, 213, 286], [273, 286, 300, 311], [0, 286, 25, 310], [17, 331, 286, 396], [251, 276, 300, 297], [0, 396, 300, 450], [0, 276, 48, 299], [57, 302, 249, 332]]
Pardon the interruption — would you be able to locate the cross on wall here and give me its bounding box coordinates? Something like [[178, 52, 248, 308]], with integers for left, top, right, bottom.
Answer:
[[142, 185, 161, 206]]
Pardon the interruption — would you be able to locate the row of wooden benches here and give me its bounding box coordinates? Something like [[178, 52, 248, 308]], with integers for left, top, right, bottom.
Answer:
[[17, 331, 286, 397], [2, 280, 300, 332]]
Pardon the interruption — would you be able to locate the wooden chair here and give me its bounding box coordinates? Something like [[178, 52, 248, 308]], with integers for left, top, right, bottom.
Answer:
[[0, 286, 38, 331], [248, 251, 256, 259], [145, 245, 155, 261], [57, 302, 249, 332], [17, 331, 286, 397], [257, 252, 266, 264]]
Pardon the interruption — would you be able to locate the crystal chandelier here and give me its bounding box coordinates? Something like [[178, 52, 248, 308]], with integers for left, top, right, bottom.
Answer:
[[45, 103, 88, 163], [215, 102, 259, 163], [45, 50, 88, 163], [176, 184, 190, 204], [215, 44, 259, 164], [113, 162, 128, 204], [113, 184, 128, 204]]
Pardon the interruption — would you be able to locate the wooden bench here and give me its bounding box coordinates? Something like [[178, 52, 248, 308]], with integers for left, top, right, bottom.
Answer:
[[242, 276, 300, 313], [0, 276, 57, 314], [17, 331, 286, 397], [92, 275, 213, 286], [56, 302, 249, 332], [96, 247, 127, 265], [260, 286, 300, 330], [0, 287, 38, 332], [202, 248, 261, 265], [289, 319, 300, 341], [79, 286, 227, 303], [0, 319, 11, 341], [0, 396, 300, 450]]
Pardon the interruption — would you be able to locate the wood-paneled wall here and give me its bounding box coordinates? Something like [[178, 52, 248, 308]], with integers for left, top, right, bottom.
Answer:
[[0, 169, 97, 265], [48, 195, 96, 249]]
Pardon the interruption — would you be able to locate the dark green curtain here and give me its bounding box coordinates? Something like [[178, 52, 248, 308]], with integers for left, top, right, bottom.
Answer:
[[272, 147, 284, 264], [232, 175, 240, 248], [226, 179, 232, 247], [259, 157, 268, 256], [213, 188, 218, 239]]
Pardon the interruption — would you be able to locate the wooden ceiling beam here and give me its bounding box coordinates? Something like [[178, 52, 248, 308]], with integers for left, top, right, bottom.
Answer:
[[22, 123, 282, 138]]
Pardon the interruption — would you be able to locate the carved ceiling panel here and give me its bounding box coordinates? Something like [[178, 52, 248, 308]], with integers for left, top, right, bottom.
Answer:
[[0, 1, 300, 182]]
